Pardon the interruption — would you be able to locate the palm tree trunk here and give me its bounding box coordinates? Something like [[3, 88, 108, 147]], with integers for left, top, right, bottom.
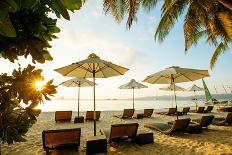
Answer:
[[218, 0, 232, 11]]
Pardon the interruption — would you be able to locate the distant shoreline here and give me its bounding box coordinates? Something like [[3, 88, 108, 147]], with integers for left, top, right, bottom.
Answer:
[[52, 93, 232, 101]]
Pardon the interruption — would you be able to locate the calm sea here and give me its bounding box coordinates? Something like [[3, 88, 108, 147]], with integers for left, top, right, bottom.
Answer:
[[36, 99, 205, 112]]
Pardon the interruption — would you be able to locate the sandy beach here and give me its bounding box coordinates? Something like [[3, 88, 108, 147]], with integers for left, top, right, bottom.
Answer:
[[1, 111, 232, 155]]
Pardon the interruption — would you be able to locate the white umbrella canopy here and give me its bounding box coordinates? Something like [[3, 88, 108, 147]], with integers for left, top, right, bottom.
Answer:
[[55, 53, 129, 136], [160, 84, 186, 108], [143, 66, 209, 119], [187, 84, 204, 110], [159, 84, 186, 91], [143, 66, 209, 84], [60, 78, 95, 117], [119, 79, 148, 109], [188, 84, 204, 91], [54, 53, 128, 78]]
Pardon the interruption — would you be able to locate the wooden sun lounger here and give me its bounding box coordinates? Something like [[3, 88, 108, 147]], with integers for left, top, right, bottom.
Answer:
[[190, 107, 205, 113], [212, 112, 232, 126], [101, 123, 139, 145], [177, 107, 190, 115], [114, 109, 135, 119], [182, 115, 214, 134], [143, 109, 154, 117], [204, 106, 214, 113], [85, 111, 101, 121], [144, 118, 190, 135], [42, 128, 81, 155], [55, 111, 72, 122], [191, 115, 215, 128], [156, 108, 177, 115]]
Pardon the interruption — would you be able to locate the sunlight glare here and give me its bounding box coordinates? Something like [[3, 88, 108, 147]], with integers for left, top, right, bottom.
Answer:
[[35, 81, 46, 91]]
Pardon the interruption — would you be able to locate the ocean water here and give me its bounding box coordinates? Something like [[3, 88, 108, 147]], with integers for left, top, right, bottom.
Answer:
[[36, 99, 205, 112]]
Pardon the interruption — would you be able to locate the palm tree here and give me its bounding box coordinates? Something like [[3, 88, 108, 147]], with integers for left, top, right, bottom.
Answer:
[[103, 0, 232, 69]]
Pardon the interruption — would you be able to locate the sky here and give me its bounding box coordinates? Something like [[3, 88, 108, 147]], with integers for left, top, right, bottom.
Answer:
[[1, 0, 232, 99]]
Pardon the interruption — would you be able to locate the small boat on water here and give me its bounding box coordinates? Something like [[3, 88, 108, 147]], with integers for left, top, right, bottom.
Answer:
[[202, 79, 232, 112]]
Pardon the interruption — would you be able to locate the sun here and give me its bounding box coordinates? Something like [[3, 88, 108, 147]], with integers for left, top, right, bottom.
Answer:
[[35, 81, 46, 91]]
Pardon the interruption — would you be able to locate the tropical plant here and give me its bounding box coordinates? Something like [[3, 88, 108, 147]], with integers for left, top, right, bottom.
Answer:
[[0, 0, 83, 63], [0, 0, 84, 145], [103, 0, 232, 69], [0, 65, 57, 144]]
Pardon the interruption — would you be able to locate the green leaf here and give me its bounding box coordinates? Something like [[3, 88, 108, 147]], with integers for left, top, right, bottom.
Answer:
[[63, 0, 82, 11], [0, 9, 16, 37], [42, 50, 53, 61], [49, 26, 61, 33], [53, 0, 70, 20], [21, 0, 39, 9]]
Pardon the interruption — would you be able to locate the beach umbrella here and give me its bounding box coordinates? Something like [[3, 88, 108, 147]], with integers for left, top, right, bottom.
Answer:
[[119, 79, 148, 109], [160, 84, 186, 91], [54, 53, 129, 136], [160, 84, 186, 108], [60, 78, 95, 117], [187, 84, 204, 110], [143, 66, 209, 119]]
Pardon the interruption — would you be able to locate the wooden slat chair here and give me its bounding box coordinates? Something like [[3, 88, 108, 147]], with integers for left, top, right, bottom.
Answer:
[[177, 107, 190, 115], [143, 109, 154, 117], [156, 108, 177, 115], [55, 111, 72, 122], [85, 111, 101, 121], [212, 113, 232, 126], [190, 107, 205, 113], [114, 109, 135, 119], [101, 123, 139, 145], [183, 115, 214, 134], [204, 106, 214, 113], [42, 128, 81, 155]]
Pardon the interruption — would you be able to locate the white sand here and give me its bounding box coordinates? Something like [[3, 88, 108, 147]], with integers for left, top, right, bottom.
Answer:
[[1, 111, 232, 155]]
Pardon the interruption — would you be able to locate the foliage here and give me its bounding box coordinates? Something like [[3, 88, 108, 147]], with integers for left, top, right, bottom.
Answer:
[[0, 0, 83, 63], [103, 0, 232, 69], [0, 0, 84, 145], [0, 65, 57, 144]]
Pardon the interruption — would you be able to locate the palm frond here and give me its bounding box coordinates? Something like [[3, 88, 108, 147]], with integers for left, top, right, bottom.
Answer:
[[184, 1, 204, 51], [218, 12, 232, 40], [141, 0, 159, 11], [103, 0, 124, 23], [123, 0, 140, 29], [155, 0, 189, 42], [210, 42, 228, 69]]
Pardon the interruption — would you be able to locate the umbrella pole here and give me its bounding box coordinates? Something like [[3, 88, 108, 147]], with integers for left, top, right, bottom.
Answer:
[[172, 78, 178, 120], [93, 70, 96, 136], [194, 90, 197, 110], [133, 88, 135, 109], [78, 84, 80, 117]]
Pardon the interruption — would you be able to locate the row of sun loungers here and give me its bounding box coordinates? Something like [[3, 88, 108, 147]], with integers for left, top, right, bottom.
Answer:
[[55, 109, 154, 123], [145, 115, 215, 135], [114, 109, 154, 119], [144, 113, 232, 135], [189, 106, 214, 113], [156, 106, 214, 116], [55, 111, 101, 122], [42, 112, 232, 154], [55, 106, 214, 123]]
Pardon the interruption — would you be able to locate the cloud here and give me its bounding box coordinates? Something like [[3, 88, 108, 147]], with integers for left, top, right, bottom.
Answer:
[[53, 28, 137, 67]]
